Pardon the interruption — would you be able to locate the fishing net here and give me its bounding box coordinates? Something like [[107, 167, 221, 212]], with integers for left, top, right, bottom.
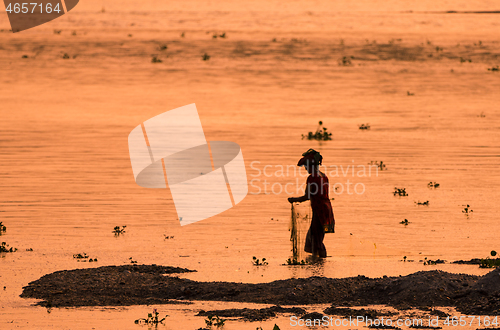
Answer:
[[289, 202, 312, 263]]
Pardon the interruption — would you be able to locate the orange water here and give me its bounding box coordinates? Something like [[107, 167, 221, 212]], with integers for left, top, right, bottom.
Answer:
[[1, 1, 499, 329]]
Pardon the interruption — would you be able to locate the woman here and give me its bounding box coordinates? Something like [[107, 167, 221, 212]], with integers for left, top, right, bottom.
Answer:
[[288, 149, 335, 258]]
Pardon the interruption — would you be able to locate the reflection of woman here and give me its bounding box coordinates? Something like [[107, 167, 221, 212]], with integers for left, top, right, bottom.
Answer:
[[288, 149, 335, 258]]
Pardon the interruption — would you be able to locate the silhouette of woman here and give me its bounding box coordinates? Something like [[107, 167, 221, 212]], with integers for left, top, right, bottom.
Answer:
[[288, 149, 335, 258]]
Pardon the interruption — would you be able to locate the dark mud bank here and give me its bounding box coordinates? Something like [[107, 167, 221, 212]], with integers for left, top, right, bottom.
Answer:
[[20, 265, 500, 315]]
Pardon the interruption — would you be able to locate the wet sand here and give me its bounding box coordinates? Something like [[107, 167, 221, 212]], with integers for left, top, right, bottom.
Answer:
[[20, 264, 499, 317]]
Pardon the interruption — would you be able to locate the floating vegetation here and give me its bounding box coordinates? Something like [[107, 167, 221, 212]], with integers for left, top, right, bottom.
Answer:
[[73, 253, 89, 259], [400, 219, 410, 226], [113, 226, 126, 236], [252, 256, 268, 266], [480, 251, 500, 268], [211, 31, 227, 39], [393, 187, 408, 196], [0, 222, 5, 233], [427, 182, 440, 188], [285, 258, 308, 265], [462, 204, 473, 214], [135, 309, 168, 325], [423, 257, 445, 265], [73, 253, 97, 262], [407, 91, 415, 96], [151, 56, 162, 63], [129, 257, 137, 264], [358, 123, 370, 130], [487, 66, 499, 72], [339, 56, 353, 66], [202, 53, 211, 61], [0, 242, 17, 253], [205, 315, 226, 329], [302, 121, 332, 141], [480, 259, 500, 268], [368, 161, 386, 171], [415, 201, 429, 206]]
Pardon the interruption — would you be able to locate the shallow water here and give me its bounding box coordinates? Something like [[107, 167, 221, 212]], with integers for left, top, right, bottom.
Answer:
[[1, 0, 500, 329]]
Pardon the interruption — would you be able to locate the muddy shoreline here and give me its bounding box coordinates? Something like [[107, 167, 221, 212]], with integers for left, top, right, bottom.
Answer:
[[20, 265, 499, 316]]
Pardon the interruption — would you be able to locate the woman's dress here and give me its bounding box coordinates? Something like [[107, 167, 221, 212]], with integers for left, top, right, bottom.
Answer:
[[304, 172, 335, 257]]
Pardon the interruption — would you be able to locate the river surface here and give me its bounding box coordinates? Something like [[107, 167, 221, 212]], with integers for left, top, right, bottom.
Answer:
[[1, 1, 499, 329]]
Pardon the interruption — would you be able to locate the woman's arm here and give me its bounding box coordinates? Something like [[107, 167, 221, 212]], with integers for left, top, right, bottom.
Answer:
[[287, 185, 310, 203]]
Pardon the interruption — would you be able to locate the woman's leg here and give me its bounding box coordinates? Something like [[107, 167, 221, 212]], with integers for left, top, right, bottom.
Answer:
[[305, 214, 327, 257], [304, 228, 313, 253]]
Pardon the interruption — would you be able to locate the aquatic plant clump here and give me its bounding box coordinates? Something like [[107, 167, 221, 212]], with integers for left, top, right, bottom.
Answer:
[[285, 258, 308, 265], [113, 226, 126, 236], [73, 253, 97, 262], [479, 259, 500, 268], [0, 242, 17, 253], [462, 205, 473, 214], [359, 123, 370, 130], [393, 187, 408, 196], [480, 251, 500, 268], [205, 315, 226, 329], [135, 309, 168, 325], [423, 257, 445, 265], [368, 161, 386, 171], [252, 256, 268, 266], [151, 56, 162, 63], [302, 121, 332, 141]]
